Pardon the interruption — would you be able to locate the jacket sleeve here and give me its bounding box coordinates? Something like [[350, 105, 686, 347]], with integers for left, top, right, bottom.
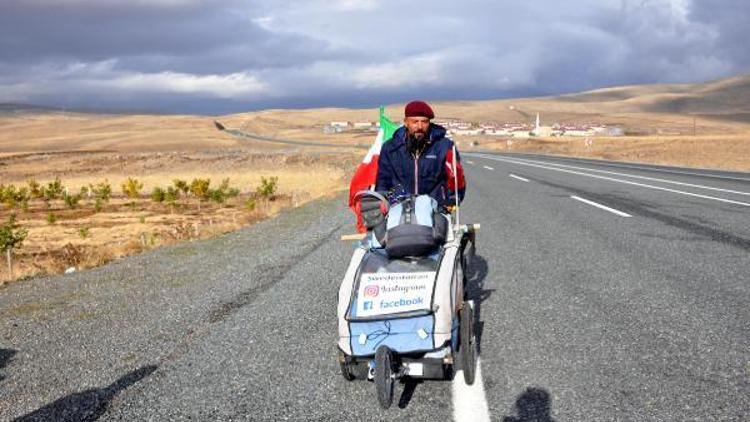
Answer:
[[444, 144, 466, 205], [375, 149, 394, 194]]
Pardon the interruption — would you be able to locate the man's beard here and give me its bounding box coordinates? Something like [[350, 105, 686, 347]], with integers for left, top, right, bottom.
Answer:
[[407, 129, 428, 155]]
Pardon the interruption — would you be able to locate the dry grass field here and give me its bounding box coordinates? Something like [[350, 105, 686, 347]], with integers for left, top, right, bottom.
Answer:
[[1, 74, 749, 283], [0, 151, 359, 283]]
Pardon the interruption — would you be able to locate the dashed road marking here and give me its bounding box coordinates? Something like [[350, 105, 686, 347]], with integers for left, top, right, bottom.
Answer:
[[571, 195, 632, 217], [495, 155, 750, 197], [477, 155, 750, 207], [482, 165, 494, 171], [509, 174, 530, 182], [466, 160, 475, 165]]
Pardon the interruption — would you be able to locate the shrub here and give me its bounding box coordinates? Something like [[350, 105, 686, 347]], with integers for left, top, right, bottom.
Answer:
[[209, 178, 239, 206], [63, 192, 82, 209], [44, 177, 64, 201], [121, 177, 143, 200], [151, 187, 166, 203], [2, 186, 31, 211], [27, 179, 43, 199], [209, 188, 226, 205], [91, 180, 112, 202], [244, 198, 256, 212], [164, 187, 180, 213], [189, 178, 211, 212], [173, 179, 189, 195], [46, 213, 57, 225], [78, 227, 90, 239], [1, 184, 17, 209], [257, 176, 278, 199], [0, 213, 28, 279], [94, 198, 104, 213]]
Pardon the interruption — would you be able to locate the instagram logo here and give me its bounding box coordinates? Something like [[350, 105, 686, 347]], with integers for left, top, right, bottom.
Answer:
[[364, 285, 380, 298]]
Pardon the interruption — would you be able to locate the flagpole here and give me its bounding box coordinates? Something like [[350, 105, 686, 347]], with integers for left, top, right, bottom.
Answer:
[[452, 144, 460, 227]]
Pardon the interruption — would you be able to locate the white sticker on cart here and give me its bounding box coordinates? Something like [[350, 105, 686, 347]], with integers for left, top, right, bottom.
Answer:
[[356, 271, 436, 317]]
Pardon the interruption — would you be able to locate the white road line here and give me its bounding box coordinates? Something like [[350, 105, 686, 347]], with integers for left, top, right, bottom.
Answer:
[[464, 152, 750, 182], [482, 165, 494, 171], [477, 155, 750, 207], [571, 195, 632, 217], [490, 155, 750, 197], [509, 174, 530, 182], [452, 358, 491, 422], [466, 160, 475, 165]]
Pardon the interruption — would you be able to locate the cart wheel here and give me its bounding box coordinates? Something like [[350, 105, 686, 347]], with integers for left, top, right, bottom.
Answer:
[[460, 301, 476, 385], [339, 360, 355, 381], [339, 351, 367, 381], [375, 346, 395, 409]]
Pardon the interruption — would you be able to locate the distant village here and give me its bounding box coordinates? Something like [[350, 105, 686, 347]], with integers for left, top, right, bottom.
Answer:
[[324, 113, 624, 138]]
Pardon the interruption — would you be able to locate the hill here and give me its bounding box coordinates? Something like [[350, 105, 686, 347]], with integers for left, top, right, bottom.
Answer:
[[1, 74, 749, 158]]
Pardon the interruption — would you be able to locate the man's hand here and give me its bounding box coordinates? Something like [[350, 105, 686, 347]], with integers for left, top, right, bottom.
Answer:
[[445, 205, 456, 214]]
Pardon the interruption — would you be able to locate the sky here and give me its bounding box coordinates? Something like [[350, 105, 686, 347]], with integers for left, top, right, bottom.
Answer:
[[0, 0, 748, 114]]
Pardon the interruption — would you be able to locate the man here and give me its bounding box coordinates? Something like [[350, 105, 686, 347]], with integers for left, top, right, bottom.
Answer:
[[375, 100, 466, 210]]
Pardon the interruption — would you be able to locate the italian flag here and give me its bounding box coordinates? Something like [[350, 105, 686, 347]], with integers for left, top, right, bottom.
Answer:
[[348, 106, 400, 232]]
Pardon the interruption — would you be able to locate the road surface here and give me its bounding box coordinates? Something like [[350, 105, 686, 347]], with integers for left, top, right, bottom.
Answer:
[[1, 152, 748, 421]]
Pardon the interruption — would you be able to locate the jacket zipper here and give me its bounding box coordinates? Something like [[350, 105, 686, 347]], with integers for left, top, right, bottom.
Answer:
[[413, 155, 419, 194]]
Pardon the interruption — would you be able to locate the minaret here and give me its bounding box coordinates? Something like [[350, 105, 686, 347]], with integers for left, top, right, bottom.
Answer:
[[535, 113, 540, 132]]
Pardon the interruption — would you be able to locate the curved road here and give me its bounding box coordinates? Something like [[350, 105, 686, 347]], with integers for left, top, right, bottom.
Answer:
[[1, 152, 749, 421]]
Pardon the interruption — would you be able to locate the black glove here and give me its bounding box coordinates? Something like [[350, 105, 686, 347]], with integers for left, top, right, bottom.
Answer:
[[359, 195, 386, 230]]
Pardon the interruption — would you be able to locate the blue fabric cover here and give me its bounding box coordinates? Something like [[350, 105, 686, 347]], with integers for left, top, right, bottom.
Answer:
[[349, 315, 435, 356]]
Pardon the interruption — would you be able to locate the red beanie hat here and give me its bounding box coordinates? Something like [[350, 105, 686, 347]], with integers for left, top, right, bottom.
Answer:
[[404, 100, 435, 119]]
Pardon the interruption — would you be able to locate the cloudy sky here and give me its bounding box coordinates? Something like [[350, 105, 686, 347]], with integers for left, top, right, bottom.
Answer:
[[0, 0, 748, 114]]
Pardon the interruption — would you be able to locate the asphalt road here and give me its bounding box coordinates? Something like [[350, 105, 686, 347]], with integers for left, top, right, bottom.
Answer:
[[1, 152, 749, 421]]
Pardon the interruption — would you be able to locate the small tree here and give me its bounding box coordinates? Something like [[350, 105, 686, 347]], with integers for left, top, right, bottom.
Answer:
[[151, 187, 166, 203], [44, 177, 64, 202], [1, 184, 17, 209], [208, 178, 238, 206], [121, 177, 143, 209], [121, 177, 143, 199], [173, 179, 189, 196], [189, 178, 211, 212], [91, 180, 112, 202], [63, 192, 82, 209], [0, 214, 28, 280], [257, 176, 278, 199], [91, 180, 112, 212], [27, 178, 43, 199], [164, 186, 180, 214]]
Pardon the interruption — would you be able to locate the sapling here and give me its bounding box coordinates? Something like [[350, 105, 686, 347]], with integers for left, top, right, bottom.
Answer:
[[0, 214, 28, 280], [189, 178, 211, 212]]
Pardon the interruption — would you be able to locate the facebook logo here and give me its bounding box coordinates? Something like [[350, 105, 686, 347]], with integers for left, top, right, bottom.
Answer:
[[363, 301, 373, 310]]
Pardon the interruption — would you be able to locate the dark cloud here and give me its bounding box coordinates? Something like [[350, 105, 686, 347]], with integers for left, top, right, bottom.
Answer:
[[0, 0, 748, 114]]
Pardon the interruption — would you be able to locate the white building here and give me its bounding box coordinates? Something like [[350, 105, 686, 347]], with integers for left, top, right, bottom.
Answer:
[[353, 121, 374, 130], [329, 121, 351, 129]]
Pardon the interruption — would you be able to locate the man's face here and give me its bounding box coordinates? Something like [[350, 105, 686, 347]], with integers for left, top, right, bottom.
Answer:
[[404, 116, 430, 140]]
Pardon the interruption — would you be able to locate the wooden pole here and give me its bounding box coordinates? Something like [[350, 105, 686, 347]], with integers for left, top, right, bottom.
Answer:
[[6, 249, 12, 280]]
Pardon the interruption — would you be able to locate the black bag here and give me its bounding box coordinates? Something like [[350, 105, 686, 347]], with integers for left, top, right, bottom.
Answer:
[[385, 195, 447, 258]]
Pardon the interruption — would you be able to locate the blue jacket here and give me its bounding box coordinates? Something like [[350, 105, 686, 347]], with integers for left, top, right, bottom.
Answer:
[[375, 124, 466, 208]]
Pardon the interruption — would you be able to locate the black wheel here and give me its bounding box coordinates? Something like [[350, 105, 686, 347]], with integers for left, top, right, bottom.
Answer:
[[375, 346, 395, 409], [339, 360, 355, 381], [460, 301, 476, 385]]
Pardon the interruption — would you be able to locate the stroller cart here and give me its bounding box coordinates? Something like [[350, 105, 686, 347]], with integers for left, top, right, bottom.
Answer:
[[337, 190, 479, 409]]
